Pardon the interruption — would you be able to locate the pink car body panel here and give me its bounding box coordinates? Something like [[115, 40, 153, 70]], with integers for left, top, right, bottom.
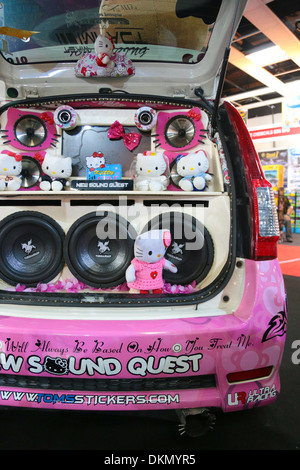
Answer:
[[0, 258, 286, 412]]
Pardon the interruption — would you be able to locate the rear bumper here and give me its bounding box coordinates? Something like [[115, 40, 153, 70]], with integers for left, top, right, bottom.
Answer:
[[0, 259, 287, 412]]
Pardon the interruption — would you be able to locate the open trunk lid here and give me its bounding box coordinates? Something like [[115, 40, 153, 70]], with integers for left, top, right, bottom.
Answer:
[[0, 0, 247, 100]]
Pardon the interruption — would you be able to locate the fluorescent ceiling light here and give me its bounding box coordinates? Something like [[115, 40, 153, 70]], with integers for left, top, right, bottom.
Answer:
[[247, 45, 289, 67]]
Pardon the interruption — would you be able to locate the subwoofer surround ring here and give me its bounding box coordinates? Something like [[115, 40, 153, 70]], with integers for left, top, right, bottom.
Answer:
[[64, 211, 137, 288], [143, 212, 214, 286], [0, 211, 65, 287]]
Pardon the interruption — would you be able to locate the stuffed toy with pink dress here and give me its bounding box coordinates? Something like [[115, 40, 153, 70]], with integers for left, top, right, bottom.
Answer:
[[126, 229, 177, 293]]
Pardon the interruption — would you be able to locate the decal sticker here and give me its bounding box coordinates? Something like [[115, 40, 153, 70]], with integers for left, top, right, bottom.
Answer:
[[262, 310, 287, 343], [227, 385, 277, 407], [0, 390, 180, 407], [0, 352, 203, 378]]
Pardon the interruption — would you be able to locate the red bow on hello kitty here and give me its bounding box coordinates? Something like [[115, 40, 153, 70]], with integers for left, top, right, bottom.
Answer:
[[1, 150, 22, 161], [41, 112, 54, 125], [34, 152, 45, 163], [188, 109, 201, 121]]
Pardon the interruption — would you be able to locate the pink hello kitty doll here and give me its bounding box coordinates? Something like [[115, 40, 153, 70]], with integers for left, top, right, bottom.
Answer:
[[126, 229, 177, 294]]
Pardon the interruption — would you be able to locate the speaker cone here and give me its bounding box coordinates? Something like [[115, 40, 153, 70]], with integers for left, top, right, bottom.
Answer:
[[165, 116, 195, 148], [65, 212, 137, 288], [144, 212, 213, 285], [169, 158, 182, 188], [14, 115, 47, 147], [0, 211, 65, 287], [20, 156, 42, 188]]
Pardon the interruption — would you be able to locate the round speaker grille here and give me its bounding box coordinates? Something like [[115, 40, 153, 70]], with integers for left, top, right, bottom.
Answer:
[[20, 156, 42, 188], [14, 115, 47, 147], [165, 116, 195, 148], [144, 212, 214, 285], [0, 211, 65, 286], [65, 212, 137, 288]]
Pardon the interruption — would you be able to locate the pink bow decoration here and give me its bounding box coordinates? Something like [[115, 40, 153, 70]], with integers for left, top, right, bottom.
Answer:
[[108, 120, 141, 151]]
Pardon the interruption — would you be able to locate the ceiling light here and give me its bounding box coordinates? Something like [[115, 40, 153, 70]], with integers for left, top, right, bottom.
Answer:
[[247, 45, 289, 67]]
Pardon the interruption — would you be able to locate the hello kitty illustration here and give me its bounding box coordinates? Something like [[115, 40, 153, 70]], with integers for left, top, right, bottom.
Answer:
[[176, 151, 212, 191], [134, 151, 169, 191], [86, 152, 106, 172], [125, 229, 177, 294], [40, 151, 72, 191], [0, 150, 22, 191], [94, 35, 115, 70], [44, 357, 68, 375]]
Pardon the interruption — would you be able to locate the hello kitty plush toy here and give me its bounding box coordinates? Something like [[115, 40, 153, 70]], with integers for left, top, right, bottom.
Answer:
[[75, 34, 134, 78], [176, 150, 212, 191], [40, 151, 72, 191], [126, 229, 177, 294], [0, 150, 22, 191], [95, 35, 115, 71], [134, 151, 169, 191]]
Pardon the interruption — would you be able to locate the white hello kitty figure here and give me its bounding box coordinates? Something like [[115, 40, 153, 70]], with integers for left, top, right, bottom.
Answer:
[[86, 152, 106, 172], [0, 150, 22, 191], [94, 35, 115, 71], [126, 229, 177, 293], [176, 150, 212, 191], [40, 151, 72, 191], [135, 151, 169, 191]]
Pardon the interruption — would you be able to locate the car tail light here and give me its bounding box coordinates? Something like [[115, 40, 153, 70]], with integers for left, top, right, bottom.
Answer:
[[227, 366, 273, 384], [224, 101, 280, 260]]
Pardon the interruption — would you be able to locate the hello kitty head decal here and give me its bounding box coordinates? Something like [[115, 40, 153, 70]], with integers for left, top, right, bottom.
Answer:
[[134, 229, 172, 264], [86, 152, 106, 172]]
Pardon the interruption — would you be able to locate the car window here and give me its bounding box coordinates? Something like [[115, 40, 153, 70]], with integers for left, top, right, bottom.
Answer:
[[0, 0, 217, 66]]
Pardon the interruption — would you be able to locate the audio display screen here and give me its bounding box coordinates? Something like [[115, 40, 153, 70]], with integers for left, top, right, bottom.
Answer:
[[62, 125, 150, 177]]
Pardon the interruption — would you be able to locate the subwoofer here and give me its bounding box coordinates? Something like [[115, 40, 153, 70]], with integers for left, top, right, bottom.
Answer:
[[144, 212, 214, 285], [0, 211, 65, 287], [64, 211, 137, 288]]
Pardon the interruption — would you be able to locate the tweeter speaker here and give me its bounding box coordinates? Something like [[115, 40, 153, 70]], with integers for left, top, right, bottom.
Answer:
[[64, 211, 137, 288], [144, 212, 214, 285], [0, 211, 65, 287]]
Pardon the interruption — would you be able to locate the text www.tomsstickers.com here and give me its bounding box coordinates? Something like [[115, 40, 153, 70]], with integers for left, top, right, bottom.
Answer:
[[0, 390, 180, 406]]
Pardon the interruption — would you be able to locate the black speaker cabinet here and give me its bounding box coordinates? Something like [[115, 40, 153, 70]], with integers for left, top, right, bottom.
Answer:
[[0, 211, 65, 287]]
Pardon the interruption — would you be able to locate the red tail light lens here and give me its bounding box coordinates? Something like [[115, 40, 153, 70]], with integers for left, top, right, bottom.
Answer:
[[227, 366, 273, 384], [224, 101, 279, 260]]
